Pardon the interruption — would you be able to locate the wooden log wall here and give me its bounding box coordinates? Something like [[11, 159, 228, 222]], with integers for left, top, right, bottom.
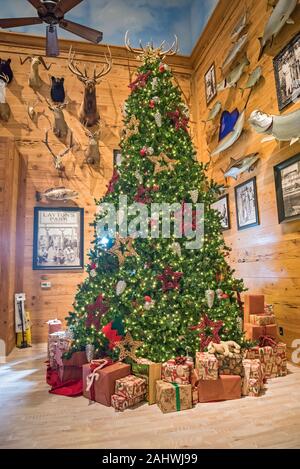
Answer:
[[191, 0, 300, 360], [0, 31, 193, 346]]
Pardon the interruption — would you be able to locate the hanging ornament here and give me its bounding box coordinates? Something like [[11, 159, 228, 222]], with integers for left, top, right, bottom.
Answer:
[[205, 289, 215, 309], [147, 152, 178, 175], [134, 170, 143, 184], [189, 189, 199, 204], [85, 344, 95, 362], [90, 269, 97, 278], [190, 313, 224, 351], [115, 332, 143, 362], [154, 111, 162, 127], [152, 77, 159, 90], [216, 288, 223, 300], [149, 99, 155, 109], [171, 241, 182, 257], [237, 316, 243, 333], [108, 234, 138, 265], [140, 147, 147, 157], [157, 267, 183, 292], [116, 280, 127, 296], [147, 146, 154, 156], [159, 62, 169, 73], [144, 295, 155, 310]]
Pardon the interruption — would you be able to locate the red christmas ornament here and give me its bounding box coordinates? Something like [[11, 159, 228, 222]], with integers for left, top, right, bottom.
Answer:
[[159, 63, 165, 73], [140, 148, 147, 157], [221, 293, 229, 299], [149, 99, 155, 109], [106, 170, 119, 195], [90, 262, 97, 270], [144, 295, 152, 303], [157, 267, 183, 292], [190, 314, 224, 351]]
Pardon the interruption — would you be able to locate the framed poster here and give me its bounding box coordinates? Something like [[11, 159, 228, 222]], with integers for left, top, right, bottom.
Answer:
[[274, 32, 300, 111], [274, 153, 300, 223], [113, 149, 122, 168], [234, 177, 259, 231], [33, 207, 84, 270], [211, 194, 230, 230], [204, 63, 217, 106]]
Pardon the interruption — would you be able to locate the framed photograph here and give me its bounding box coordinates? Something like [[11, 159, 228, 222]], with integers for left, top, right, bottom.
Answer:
[[274, 32, 300, 111], [211, 194, 230, 230], [204, 63, 217, 105], [33, 207, 84, 270], [234, 177, 259, 231], [274, 153, 300, 223], [113, 149, 122, 168]]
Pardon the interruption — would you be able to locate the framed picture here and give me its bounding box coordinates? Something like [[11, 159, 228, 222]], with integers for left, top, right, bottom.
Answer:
[[211, 194, 230, 230], [274, 153, 300, 223], [234, 177, 259, 231], [113, 149, 122, 168], [33, 207, 84, 270], [274, 32, 300, 111], [204, 63, 217, 105]]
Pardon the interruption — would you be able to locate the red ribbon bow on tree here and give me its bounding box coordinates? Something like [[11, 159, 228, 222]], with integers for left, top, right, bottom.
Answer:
[[134, 186, 153, 204], [129, 71, 152, 92], [168, 109, 189, 132]]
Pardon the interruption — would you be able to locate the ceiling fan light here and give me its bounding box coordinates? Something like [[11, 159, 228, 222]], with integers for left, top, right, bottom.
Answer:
[[46, 24, 59, 57]]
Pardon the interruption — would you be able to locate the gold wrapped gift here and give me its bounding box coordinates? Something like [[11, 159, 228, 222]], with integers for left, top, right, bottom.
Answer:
[[156, 380, 192, 414], [132, 359, 161, 404]]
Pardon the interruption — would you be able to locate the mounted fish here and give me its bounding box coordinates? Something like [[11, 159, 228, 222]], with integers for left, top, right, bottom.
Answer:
[[20, 55, 51, 91], [231, 12, 248, 40], [0, 58, 13, 83], [46, 98, 69, 139], [222, 153, 260, 180], [84, 124, 101, 165], [249, 109, 300, 145], [203, 101, 222, 124], [240, 66, 263, 95], [222, 33, 248, 71], [0, 73, 11, 121], [219, 109, 240, 140], [258, 0, 297, 60], [211, 110, 246, 157], [217, 55, 250, 91], [50, 77, 65, 103], [36, 187, 78, 202]]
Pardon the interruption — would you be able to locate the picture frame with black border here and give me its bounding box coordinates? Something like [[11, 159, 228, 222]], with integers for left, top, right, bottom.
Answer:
[[274, 153, 300, 224], [234, 177, 259, 231], [204, 62, 217, 106], [33, 207, 84, 271], [211, 194, 231, 231]]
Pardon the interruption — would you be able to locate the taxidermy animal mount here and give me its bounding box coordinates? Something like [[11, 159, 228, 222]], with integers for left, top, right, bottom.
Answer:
[[211, 110, 245, 157], [0, 58, 13, 83], [51, 76, 65, 103], [0, 73, 11, 122], [68, 46, 112, 127], [222, 153, 260, 180], [20, 55, 51, 90], [43, 129, 74, 172], [84, 125, 101, 165], [46, 98, 68, 139], [249, 109, 300, 146]]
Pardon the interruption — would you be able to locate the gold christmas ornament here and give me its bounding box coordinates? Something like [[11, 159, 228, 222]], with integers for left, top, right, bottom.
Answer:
[[147, 152, 178, 175], [123, 115, 140, 140], [116, 332, 143, 362], [108, 234, 138, 265]]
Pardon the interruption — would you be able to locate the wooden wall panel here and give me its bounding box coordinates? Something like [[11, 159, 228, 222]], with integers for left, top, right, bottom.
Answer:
[[191, 0, 300, 360], [0, 32, 193, 345]]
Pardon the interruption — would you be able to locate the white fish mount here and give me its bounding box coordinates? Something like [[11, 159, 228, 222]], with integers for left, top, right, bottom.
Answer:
[[211, 110, 245, 157], [222, 33, 248, 71], [231, 12, 248, 40], [249, 109, 300, 145], [222, 153, 260, 180], [217, 55, 250, 91]]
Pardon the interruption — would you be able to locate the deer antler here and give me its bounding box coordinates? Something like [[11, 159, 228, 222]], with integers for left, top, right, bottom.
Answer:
[[125, 30, 143, 56], [38, 56, 52, 71], [43, 129, 74, 170], [125, 31, 178, 59], [94, 46, 112, 82], [68, 47, 88, 83], [160, 36, 179, 58], [19, 56, 32, 65]]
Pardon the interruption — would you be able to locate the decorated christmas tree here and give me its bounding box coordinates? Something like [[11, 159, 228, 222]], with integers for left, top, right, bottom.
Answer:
[[66, 37, 246, 363]]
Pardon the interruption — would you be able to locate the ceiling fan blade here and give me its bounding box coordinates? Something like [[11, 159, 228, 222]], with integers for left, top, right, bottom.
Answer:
[[46, 25, 60, 57], [26, 0, 43, 9], [55, 0, 84, 15], [59, 19, 103, 43], [0, 17, 43, 28]]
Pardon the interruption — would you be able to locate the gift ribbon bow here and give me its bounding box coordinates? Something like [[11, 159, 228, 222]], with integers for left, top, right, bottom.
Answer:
[[171, 382, 181, 411], [258, 335, 278, 348], [86, 359, 113, 401], [174, 356, 187, 365]]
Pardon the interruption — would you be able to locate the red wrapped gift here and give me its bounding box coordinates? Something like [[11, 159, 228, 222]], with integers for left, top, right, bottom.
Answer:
[[242, 359, 264, 396], [195, 352, 218, 380], [111, 393, 145, 411], [243, 338, 287, 379], [198, 375, 241, 402], [244, 295, 264, 323], [162, 356, 193, 385], [83, 361, 130, 406], [244, 323, 277, 341], [115, 375, 147, 399], [47, 319, 62, 335]]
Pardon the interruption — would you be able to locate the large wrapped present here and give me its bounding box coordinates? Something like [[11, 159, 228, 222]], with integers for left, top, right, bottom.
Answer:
[[244, 294, 264, 323], [195, 352, 218, 380], [156, 380, 192, 413], [198, 375, 241, 402], [242, 359, 264, 396], [243, 339, 287, 379], [249, 314, 276, 326], [111, 393, 145, 412], [115, 375, 147, 399], [161, 357, 193, 385], [131, 359, 161, 404], [217, 353, 243, 376], [60, 351, 88, 382], [48, 331, 71, 368], [47, 319, 62, 335], [83, 361, 130, 406], [244, 323, 277, 341]]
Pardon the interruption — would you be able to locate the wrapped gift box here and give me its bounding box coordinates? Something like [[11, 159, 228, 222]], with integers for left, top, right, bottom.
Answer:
[[132, 359, 161, 404], [249, 314, 276, 326], [115, 375, 147, 399], [244, 294, 265, 323], [195, 352, 218, 380], [60, 351, 88, 382], [156, 380, 192, 413], [198, 375, 241, 402], [83, 362, 130, 406], [243, 342, 287, 379], [111, 393, 145, 411], [161, 357, 193, 385], [47, 319, 62, 335], [48, 331, 71, 368], [244, 323, 277, 341], [242, 359, 264, 396], [217, 353, 243, 377]]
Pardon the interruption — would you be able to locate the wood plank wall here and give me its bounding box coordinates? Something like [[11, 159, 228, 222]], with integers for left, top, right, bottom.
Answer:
[[0, 32, 193, 345], [191, 0, 300, 360]]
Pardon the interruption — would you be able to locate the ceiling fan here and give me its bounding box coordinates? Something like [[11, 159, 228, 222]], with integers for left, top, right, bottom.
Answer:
[[0, 1, 103, 57]]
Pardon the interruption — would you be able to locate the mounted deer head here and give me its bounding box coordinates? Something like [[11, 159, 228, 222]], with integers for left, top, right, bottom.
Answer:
[[84, 124, 101, 165], [0, 58, 13, 84], [125, 31, 178, 61], [20, 55, 51, 91], [27, 97, 41, 123], [51, 77, 65, 104], [0, 73, 11, 121], [68, 46, 112, 127], [46, 98, 68, 139], [43, 129, 74, 172]]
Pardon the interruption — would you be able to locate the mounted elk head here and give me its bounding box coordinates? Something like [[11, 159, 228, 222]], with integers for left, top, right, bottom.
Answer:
[[43, 130, 74, 173], [51, 77, 65, 104], [0, 73, 11, 122], [0, 58, 13, 84], [46, 98, 68, 139], [20, 55, 51, 91], [84, 124, 101, 165], [68, 46, 112, 127], [125, 31, 178, 61]]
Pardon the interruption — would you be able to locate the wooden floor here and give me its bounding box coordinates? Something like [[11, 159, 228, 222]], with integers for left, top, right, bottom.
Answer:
[[0, 344, 300, 449]]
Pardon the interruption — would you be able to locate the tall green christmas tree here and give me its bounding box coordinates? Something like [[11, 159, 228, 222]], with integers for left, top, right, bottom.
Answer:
[[66, 39, 246, 362]]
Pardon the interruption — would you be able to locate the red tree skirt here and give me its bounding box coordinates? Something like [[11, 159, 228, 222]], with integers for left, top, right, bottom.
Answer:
[[46, 367, 83, 397]]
